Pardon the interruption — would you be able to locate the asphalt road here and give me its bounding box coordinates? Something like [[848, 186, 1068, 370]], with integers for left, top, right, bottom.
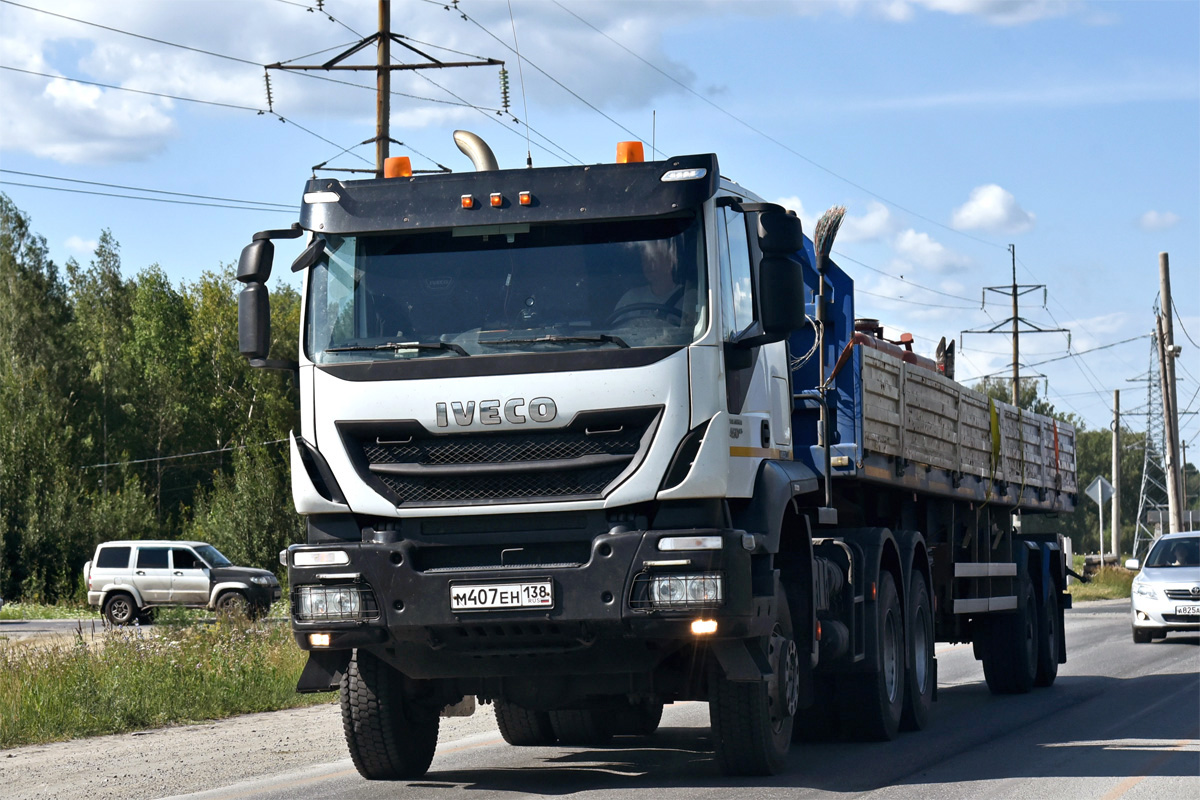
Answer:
[[5, 600, 1196, 800]]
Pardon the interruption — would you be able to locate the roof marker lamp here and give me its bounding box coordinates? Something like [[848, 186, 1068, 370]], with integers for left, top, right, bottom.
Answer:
[[384, 157, 412, 178], [658, 535, 722, 552], [490, 192, 503, 207], [292, 550, 349, 567], [616, 141, 644, 163], [461, 194, 475, 209], [518, 191, 532, 206], [661, 168, 707, 182]]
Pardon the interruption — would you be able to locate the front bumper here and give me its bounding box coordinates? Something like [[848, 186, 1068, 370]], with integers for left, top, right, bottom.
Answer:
[[1130, 588, 1200, 632], [286, 527, 773, 679]]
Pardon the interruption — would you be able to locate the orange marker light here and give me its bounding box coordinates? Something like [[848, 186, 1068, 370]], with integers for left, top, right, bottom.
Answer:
[[518, 191, 532, 206], [461, 194, 475, 209], [384, 156, 411, 178], [490, 192, 503, 207], [616, 141, 644, 163]]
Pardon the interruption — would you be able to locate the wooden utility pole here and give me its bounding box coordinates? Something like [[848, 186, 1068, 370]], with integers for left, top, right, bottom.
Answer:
[[1112, 390, 1121, 557], [1158, 253, 1183, 533], [962, 245, 1069, 405], [267, 0, 501, 177]]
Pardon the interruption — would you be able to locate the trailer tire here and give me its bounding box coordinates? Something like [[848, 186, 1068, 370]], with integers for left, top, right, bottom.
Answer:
[[1034, 588, 1060, 687], [901, 572, 934, 731], [548, 709, 611, 746], [709, 587, 797, 775], [341, 649, 440, 780], [494, 701, 556, 746], [841, 571, 905, 741], [981, 573, 1037, 695]]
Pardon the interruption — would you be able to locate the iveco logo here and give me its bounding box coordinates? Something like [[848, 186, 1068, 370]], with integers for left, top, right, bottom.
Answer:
[[435, 397, 557, 427]]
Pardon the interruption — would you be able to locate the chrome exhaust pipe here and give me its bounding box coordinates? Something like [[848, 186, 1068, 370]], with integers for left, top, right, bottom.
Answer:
[[453, 130, 499, 172]]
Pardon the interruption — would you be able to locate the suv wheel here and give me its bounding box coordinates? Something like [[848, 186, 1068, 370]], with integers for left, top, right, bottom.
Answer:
[[216, 590, 249, 618], [104, 593, 138, 626]]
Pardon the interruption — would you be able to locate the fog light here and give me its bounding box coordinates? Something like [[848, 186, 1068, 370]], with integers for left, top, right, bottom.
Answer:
[[309, 633, 331, 647], [691, 619, 718, 635], [1136, 611, 1149, 621]]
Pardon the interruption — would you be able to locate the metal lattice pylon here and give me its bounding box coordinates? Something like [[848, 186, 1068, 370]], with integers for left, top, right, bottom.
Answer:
[[1132, 332, 1171, 560]]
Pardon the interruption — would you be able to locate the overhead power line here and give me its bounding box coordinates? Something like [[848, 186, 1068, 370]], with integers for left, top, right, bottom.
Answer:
[[0, 180, 294, 214], [80, 439, 288, 470], [0, 169, 294, 209], [1, 65, 262, 111]]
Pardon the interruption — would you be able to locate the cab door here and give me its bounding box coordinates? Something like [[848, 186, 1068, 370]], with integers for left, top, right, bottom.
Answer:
[[170, 547, 211, 604], [134, 547, 172, 603]]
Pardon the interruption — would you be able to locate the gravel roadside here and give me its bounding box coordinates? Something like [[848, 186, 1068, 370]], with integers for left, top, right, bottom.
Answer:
[[3, 700, 502, 800]]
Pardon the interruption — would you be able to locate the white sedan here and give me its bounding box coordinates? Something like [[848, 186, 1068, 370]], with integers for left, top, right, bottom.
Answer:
[[1126, 532, 1200, 643]]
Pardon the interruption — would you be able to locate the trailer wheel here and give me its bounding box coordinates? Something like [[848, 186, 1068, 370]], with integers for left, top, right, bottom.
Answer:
[[709, 588, 797, 775], [981, 573, 1037, 695], [341, 649, 440, 780], [494, 701, 556, 746], [841, 571, 905, 741], [1034, 587, 1060, 687], [901, 572, 934, 731], [548, 709, 612, 746]]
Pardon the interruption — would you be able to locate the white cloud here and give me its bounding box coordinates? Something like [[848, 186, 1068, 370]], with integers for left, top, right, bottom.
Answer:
[[772, 195, 809, 223], [898, 0, 1079, 25], [1139, 210, 1180, 231], [892, 229, 971, 274], [951, 184, 1035, 233], [65, 235, 97, 255], [840, 201, 893, 243]]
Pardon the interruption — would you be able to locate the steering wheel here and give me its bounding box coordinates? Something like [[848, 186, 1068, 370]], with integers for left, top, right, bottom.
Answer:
[[604, 302, 683, 327]]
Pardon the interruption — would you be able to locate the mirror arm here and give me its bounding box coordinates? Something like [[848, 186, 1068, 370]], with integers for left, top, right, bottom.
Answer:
[[252, 223, 304, 242]]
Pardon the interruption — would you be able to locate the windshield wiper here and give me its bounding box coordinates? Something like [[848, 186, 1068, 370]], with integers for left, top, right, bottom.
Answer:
[[326, 341, 470, 357], [482, 334, 630, 349]]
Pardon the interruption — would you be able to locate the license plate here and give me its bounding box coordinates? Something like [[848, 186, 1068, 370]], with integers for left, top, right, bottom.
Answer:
[[1174, 605, 1200, 616], [450, 579, 554, 611]]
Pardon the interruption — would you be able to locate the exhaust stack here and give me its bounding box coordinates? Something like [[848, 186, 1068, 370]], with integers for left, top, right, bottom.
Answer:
[[453, 130, 499, 172]]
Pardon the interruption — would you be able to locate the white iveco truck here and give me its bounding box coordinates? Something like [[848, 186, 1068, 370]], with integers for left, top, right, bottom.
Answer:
[[238, 132, 1076, 779]]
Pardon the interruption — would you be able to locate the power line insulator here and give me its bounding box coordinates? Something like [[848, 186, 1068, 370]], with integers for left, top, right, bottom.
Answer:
[[263, 69, 275, 113], [499, 67, 511, 114]]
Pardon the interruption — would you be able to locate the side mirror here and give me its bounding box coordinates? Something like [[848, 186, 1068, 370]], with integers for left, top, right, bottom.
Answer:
[[758, 255, 806, 335], [237, 239, 274, 284], [1124, 558, 1140, 571], [238, 283, 270, 360], [757, 209, 804, 255]]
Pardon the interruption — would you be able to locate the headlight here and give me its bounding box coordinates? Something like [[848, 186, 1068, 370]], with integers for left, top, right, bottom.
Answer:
[[1133, 583, 1158, 599], [296, 585, 362, 621], [647, 573, 723, 608], [250, 575, 274, 586]]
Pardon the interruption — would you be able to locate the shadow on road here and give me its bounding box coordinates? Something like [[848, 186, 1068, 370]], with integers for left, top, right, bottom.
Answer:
[[408, 654, 1198, 796]]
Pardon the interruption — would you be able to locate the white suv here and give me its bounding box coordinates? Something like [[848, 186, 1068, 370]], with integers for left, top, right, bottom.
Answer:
[[84, 540, 282, 625]]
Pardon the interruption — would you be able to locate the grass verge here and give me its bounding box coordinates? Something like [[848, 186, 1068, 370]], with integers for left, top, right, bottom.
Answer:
[[1069, 565, 1135, 602], [0, 616, 332, 748], [0, 602, 99, 621]]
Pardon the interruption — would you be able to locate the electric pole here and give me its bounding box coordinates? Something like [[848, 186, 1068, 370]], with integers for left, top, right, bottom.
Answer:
[[1112, 390, 1121, 557], [1157, 253, 1183, 533], [961, 245, 1069, 406], [267, 0, 502, 177]]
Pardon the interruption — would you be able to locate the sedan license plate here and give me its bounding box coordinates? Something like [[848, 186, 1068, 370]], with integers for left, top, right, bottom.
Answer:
[[1174, 605, 1200, 616], [450, 580, 553, 612]]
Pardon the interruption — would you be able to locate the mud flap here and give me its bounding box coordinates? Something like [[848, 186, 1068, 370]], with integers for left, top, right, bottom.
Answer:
[[710, 638, 771, 682], [297, 649, 352, 693]]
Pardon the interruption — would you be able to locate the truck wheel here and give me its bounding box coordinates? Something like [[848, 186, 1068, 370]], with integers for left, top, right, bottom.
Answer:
[[215, 590, 249, 618], [103, 593, 138, 626], [548, 709, 612, 746], [901, 573, 934, 731], [840, 571, 905, 741], [494, 701, 556, 746], [607, 698, 664, 736], [1034, 587, 1060, 687], [709, 588, 797, 775], [981, 573, 1037, 695], [341, 649, 440, 780]]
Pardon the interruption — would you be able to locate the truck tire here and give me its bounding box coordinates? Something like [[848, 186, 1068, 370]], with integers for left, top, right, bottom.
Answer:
[[981, 573, 1037, 695], [901, 572, 934, 731], [709, 588, 797, 775], [341, 649, 440, 780], [103, 592, 138, 626], [840, 571, 905, 741], [1034, 587, 1060, 687], [607, 698, 664, 736], [494, 701, 556, 746], [548, 709, 612, 746]]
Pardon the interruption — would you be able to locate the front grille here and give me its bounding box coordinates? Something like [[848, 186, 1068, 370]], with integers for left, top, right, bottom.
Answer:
[[340, 407, 660, 506], [1162, 614, 1200, 624], [1164, 588, 1200, 601], [434, 621, 594, 656]]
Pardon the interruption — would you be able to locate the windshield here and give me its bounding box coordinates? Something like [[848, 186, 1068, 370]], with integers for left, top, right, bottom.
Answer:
[[195, 544, 233, 568], [304, 214, 706, 363], [1145, 536, 1199, 568]]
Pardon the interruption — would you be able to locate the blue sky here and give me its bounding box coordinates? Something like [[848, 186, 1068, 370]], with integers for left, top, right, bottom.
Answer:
[[0, 0, 1196, 438]]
